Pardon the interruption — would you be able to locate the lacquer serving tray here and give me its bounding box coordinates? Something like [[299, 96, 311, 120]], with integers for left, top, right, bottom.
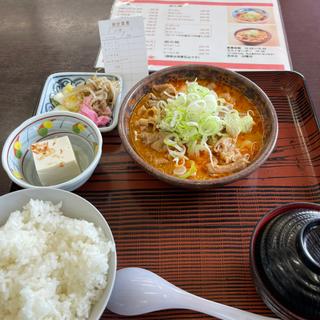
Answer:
[[19, 71, 320, 319], [85, 71, 320, 319]]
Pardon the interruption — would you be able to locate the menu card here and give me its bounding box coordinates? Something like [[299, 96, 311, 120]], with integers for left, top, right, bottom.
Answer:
[[98, 17, 148, 95], [96, 0, 291, 71]]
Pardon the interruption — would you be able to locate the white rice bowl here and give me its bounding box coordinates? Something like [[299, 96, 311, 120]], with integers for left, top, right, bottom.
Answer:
[[0, 189, 116, 320]]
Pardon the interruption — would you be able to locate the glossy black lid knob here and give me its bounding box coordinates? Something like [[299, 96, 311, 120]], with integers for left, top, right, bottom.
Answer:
[[298, 219, 320, 273]]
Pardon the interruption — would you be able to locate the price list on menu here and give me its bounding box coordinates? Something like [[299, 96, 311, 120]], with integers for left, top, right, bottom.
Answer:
[[115, 4, 213, 60], [96, 0, 291, 71]]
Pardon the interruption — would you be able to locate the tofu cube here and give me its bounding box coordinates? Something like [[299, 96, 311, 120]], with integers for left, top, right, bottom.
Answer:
[[31, 136, 81, 186]]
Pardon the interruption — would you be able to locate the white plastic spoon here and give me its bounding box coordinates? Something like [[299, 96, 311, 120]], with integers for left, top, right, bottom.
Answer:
[[107, 268, 278, 320]]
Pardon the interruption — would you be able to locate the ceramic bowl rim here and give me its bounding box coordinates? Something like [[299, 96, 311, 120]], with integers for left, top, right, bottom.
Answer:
[[0, 187, 117, 320], [1, 111, 102, 189], [118, 64, 278, 188], [250, 202, 320, 319]]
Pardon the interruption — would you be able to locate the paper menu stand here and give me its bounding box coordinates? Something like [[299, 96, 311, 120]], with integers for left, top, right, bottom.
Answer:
[[98, 17, 149, 97], [96, 0, 291, 72]]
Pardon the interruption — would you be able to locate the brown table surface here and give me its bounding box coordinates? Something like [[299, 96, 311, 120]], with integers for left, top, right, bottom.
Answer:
[[0, 0, 319, 195]]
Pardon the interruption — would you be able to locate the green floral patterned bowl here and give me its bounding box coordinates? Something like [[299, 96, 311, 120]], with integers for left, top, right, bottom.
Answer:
[[2, 111, 102, 191]]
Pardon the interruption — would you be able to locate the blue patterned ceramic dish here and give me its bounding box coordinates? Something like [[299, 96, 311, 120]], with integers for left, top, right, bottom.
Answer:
[[2, 111, 102, 191], [36, 72, 122, 132]]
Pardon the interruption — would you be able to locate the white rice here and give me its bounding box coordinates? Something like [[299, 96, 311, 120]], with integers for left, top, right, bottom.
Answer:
[[0, 199, 113, 320]]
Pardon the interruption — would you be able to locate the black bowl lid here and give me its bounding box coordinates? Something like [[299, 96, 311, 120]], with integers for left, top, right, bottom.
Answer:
[[255, 204, 320, 319]]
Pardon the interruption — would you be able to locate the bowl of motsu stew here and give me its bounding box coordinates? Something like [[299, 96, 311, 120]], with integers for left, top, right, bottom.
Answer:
[[118, 64, 278, 189]]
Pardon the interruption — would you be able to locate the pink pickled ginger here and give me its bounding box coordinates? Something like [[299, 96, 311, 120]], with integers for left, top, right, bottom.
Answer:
[[79, 96, 110, 126]]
